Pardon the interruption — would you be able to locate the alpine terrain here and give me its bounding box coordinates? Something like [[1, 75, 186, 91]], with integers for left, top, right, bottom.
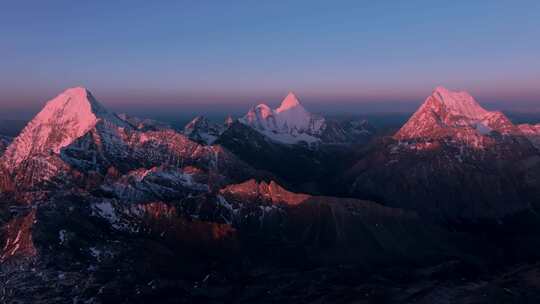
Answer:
[[1, 87, 540, 303]]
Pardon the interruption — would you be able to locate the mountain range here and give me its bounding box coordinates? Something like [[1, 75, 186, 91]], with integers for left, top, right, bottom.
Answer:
[[182, 92, 374, 146], [1, 86, 540, 303]]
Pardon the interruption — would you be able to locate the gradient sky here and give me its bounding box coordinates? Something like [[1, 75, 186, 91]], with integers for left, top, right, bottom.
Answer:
[[1, 1, 539, 120]]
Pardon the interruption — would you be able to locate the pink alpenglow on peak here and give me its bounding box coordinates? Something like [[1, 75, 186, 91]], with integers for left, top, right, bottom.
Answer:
[[518, 123, 540, 149], [239, 92, 325, 144], [431, 86, 488, 120], [394, 86, 517, 144], [1, 86, 127, 170], [276, 92, 302, 113], [518, 123, 540, 135]]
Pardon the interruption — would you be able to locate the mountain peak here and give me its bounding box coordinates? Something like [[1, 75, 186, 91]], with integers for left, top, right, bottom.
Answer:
[[276, 92, 302, 113], [220, 179, 310, 205], [184, 116, 209, 133], [432, 85, 453, 95], [394, 87, 514, 143], [2, 87, 123, 169], [251, 104, 274, 119], [188, 115, 207, 123], [183, 115, 224, 145], [44, 86, 109, 118], [63, 86, 91, 97], [255, 103, 272, 110], [430, 86, 488, 119], [240, 92, 324, 144]]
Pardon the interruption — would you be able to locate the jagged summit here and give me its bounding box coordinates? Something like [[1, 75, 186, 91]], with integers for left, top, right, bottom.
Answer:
[[220, 179, 309, 206], [518, 123, 540, 149], [239, 92, 324, 144], [394, 87, 515, 143], [274, 92, 314, 132], [185, 115, 208, 129], [431, 86, 488, 119], [276, 92, 302, 113], [184, 116, 214, 136], [183, 115, 225, 145], [2, 87, 126, 169], [253, 104, 274, 118], [243, 103, 278, 132]]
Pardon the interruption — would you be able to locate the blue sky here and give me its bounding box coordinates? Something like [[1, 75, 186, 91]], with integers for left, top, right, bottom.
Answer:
[[1, 1, 539, 118]]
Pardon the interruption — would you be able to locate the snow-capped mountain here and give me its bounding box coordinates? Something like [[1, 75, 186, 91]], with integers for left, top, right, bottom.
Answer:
[[214, 94, 374, 191], [239, 92, 373, 145], [394, 86, 518, 148], [2, 87, 129, 172], [239, 92, 325, 144], [0, 87, 258, 196], [0, 87, 132, 192], [183, 115, 226, 145], [347, 86, 540, 221]]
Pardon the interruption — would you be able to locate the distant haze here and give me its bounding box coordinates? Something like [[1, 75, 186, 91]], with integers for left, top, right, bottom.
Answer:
[[0, 1, 539, 120]]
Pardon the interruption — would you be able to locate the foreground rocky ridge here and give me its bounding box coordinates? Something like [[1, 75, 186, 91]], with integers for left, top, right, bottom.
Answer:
[[3, 185, 540, 303]]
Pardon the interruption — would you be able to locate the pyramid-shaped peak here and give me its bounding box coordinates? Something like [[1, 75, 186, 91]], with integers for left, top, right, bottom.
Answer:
[[45, 86, 109, 117], [58, 86, 98, 105], [2, 87, 125, 169], [239, 91, 324, 142], [184, 116, 211, 135], [276, 92, 302, 112], [394, 87, 495, 140], [185, 115, 209, 129]]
